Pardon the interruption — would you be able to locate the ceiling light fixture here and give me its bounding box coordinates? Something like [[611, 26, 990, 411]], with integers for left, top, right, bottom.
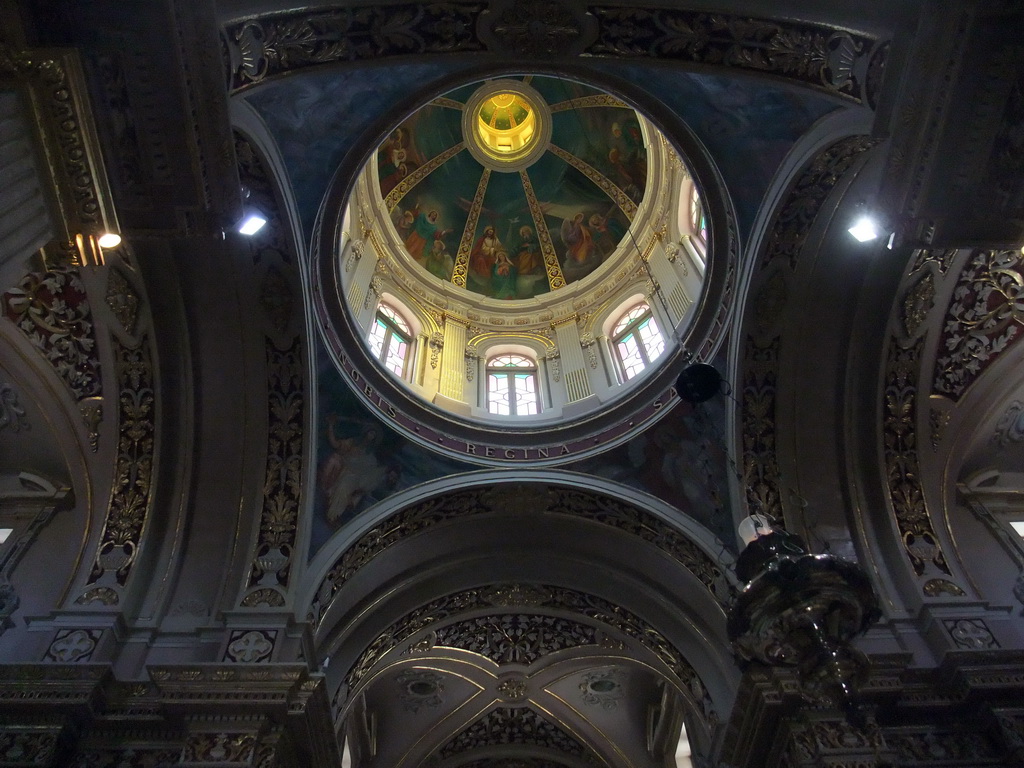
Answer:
[[237, 209, 267, 236], [847, 215, 880, 242], [97, 232, 122, 248]]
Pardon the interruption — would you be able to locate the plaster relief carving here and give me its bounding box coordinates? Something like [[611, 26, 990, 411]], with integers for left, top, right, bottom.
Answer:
[[105, 267, 139, 335], [934, 249, 1024, 401], [85, 338, 154, 590], [0, 384, 28, 433], [44, 628, 101, 663], [224, 629, 276, 663]]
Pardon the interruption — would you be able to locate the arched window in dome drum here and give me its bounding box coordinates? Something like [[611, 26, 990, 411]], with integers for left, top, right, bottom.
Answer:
[[690, 186, 707, 248], [367, 303, 412, 378], [612, 302, 665, 381], [486, 354, 540, 416]]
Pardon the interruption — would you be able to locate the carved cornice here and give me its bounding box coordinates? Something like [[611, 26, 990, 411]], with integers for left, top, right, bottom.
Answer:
[[223, 5, 885, 108], [0, 43, 115, 260]]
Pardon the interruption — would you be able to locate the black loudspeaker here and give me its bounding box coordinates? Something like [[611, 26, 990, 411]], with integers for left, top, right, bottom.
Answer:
[[675, 363, 722, 404]]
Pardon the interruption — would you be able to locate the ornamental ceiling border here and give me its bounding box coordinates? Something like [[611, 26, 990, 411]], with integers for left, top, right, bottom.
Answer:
[[222, 3, 887, 108], [737, 135, 879, 528], [233, 132, 308, 608], [337, 583, 717, 730], [307, 483, 734, 632], [0, 42, 118, 266]]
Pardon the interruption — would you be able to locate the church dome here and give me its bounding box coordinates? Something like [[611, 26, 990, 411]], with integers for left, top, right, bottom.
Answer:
[[319, 73, 729, 464]]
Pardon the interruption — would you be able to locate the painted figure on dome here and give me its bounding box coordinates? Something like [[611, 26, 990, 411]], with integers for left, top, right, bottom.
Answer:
[[469, 225, 504, 289], [491, 250, 518, 299], [424, 239, 455, 281], [589, 212, 625, 256], [404, 204, 451, 264], [561, 212, 594, 263]]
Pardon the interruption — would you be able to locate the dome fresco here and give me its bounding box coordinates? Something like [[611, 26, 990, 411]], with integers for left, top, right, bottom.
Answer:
[[377, 76, 648, 301]]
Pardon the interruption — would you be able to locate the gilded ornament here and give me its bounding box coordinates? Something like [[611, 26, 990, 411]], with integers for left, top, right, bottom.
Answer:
[[901, 272, 935, 338], [247, 339, 303, 590], [87, 338, 154, 588], [934, 249, 1024, 400], [923, 578, 965, 597], [495, 675, 528, 702], [105, 267, 139, 335], [439, 707, 590, 760], [883, 338, 950, 576]]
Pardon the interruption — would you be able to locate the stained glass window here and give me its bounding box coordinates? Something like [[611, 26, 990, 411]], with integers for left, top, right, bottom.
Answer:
[[367, 303, 411, 378], [486, 354, 539, 415], [612, 303, 665, 381]]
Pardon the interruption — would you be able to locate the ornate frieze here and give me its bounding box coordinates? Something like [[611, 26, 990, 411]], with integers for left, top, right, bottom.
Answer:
[[246, 339, 303, 592], [883, 338, 951, 578], [182, 733, 257, 764], [308, 485, 731, 630], [84, 337, 155, 593], [741, 335, 783, 525], [432, 614, 598, 664], [104, 267, 140, 336], [438, 706, 594, 762], [223, 5, 885, 108], [933, 249, 1024, 401], [586, 10, 881, 105], [763, 136, 879, 273], [0, 44, 109, 247], [3, 270, 102, 402], [0, 730, 58, 766]]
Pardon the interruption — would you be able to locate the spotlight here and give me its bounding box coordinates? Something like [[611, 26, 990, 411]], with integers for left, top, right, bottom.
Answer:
[[97, 232, 122, 248], [847, 216, 880, 242], [237, 210, 267, 236]]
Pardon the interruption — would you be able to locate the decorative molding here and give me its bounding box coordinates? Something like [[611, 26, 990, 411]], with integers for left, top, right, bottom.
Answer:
[[105, 267, 140, 336], [223, 6, 884, 108], [0, 43, 111, 250], [438, 706, 594, 762], [923, 578, 965, 598], [933, 249, 1024, 401], [911, 247, 959, 275], [429, 331, 444, 370], [43, 628, 102, 663], [3, 270, 102, 402], [342, 583, 716, 727], [901, 272, 935, 339], [741, 335, 783, 525], [944, 618, 999, 650], [224, 630, 277, 663], [84, 337, 155, 591], [396, 669, 445, 712], [309, 485, 731, 631], [883, 337, 952, 578], [241, 588, 286, 608], [762, 136, 879, 273], [183, 733, 257, 764], [432, 614, 598, 664], [246, 339, 303, 591], [579, 669, 623, 710]]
